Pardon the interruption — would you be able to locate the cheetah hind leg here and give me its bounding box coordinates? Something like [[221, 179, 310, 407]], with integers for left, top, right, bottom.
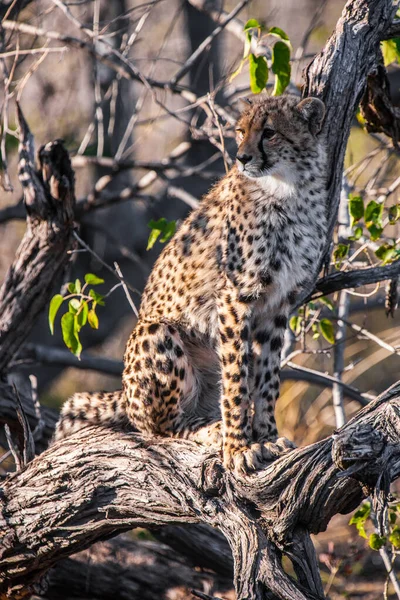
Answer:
[[123, 321, 204, 436]]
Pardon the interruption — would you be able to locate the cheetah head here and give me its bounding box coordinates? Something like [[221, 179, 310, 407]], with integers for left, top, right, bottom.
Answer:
[[235, 94, 325, 181]]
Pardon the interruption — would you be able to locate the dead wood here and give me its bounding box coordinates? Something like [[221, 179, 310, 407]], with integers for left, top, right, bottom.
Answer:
[[0, 104, 76, 375], [34, 534, 230, 600], [303, 0, 398, 265], [1, 382, 400, 600]]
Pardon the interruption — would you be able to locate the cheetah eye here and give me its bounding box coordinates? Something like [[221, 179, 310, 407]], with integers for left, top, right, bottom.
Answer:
[[235, 129, 244, 141], [262, 128, 276, 140]]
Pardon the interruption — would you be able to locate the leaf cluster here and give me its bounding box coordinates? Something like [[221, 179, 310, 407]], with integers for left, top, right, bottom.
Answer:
[[48, 273, 105, 359], [230, 19, 292, 95]]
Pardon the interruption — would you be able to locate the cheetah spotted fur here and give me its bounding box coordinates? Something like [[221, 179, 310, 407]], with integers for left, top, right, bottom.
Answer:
[[55, 94, 328, 474]]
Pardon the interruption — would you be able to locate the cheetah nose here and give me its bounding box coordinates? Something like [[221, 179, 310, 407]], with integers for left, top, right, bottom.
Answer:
[[236, 153, 252, 165]]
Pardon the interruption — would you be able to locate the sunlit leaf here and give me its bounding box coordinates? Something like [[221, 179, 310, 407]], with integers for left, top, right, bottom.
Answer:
[[61, 312, 82, 358], [76, 301, 88, 330], [268, 26, 290, 42], [69, 298, 81, 313], [369, 533, 386, 551], [244, 18, 262, 31], [348, 194, 364, 227], [319, 296, 334, 311], [75, 278, 81, 293], [84, 273, 105, 286], [381, 38, 400, 66], [271, 41, 291, 96], [289, 315, 301, 335], [389, 526, 400, 548], [389, 204, 400, 223], [89, 289, 105, 306], [48, 294, 64, 335], [249, 54, 268, 94], [333, 243, 349, 268], [88, 309, 99, 329], [319, 318, 335, 344], [349, 502, 371, 539]]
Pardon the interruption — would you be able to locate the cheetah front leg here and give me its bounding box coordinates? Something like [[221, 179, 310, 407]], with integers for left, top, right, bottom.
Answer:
[[217, 290, 265, 474], [252, 312, 295, 460]]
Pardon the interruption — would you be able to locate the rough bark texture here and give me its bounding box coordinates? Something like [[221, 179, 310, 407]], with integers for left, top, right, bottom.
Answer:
[[303, 0, 398, 263], [0, 105, 76, 375], [35, 535, 231, 600], [1, 383, 400, 599]]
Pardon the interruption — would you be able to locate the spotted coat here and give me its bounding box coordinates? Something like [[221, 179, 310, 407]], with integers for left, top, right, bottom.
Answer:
[[55, 94, 328, 473]]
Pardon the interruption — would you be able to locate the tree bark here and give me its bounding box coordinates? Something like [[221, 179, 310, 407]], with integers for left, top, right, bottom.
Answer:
[[1, 382, 400, 599], [0, 105, 76, 375], [35, 535, 230, 600], [303, 0, 398, 267]]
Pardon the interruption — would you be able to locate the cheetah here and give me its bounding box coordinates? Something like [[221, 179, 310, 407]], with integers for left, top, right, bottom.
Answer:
[[55, 94, 328, 474]]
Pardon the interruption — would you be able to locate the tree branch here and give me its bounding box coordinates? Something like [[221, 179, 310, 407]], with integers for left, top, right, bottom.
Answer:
[[1, 383, 400, 599], [0, 105, 76, 374]]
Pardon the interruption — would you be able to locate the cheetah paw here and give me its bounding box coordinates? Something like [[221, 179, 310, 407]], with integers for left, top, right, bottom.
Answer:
[[258, 437, 296, 461], [224, 437, 296, 475]]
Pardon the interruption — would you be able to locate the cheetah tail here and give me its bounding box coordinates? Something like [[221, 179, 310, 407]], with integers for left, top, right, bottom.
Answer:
[[53, 390, 133, 442]]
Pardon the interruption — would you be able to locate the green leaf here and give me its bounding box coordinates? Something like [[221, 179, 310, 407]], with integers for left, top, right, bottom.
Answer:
[[389, 526, 400, 548], [68, 298, 81, 314], [244, 18, 262, 31], [75, 279, 81, 293], [349, 502, 371, 539], [76, 301, 88, 330], [349, 226, 363, 241], [160, 220, 176, 243], [389, 204, 400, 223], [390, 511, 398, 526], [381, 38, 400, 66], [84, 273, 105, 286], [268, 26, 290, 42], [67, 282, 76, 294], [311, 322, 320, 340], [369, 533, 386, 551], [319, 318, 335, 344], [319, 296, 334, 311], [375, 243, 397, 265], [49, 294, 64, 335], [147, 228, 162, 251], [333, 243, 349, 268], [365, 200, 384, 225], [348, 194, 364, 227], [88, 309, 99, 329], [89, 289, 105, 306], [366, 223, 383, 241], [249, 54, 268, 94], [271, 41, 291, 96], [147, 218, 176, 250], [289, 315, 301, 335], [61, 312, 82, 358]]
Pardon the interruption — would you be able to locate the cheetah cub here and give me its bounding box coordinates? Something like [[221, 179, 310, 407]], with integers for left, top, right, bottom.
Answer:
[[55, 94, 328, 474]]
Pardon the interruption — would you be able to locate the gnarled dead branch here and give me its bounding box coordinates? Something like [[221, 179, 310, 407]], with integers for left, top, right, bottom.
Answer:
[[1, 383, 400, 600]]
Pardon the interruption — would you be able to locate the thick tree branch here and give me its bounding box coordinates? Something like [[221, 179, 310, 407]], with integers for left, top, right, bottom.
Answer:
[[0, 105, 76, 375], [303, 0, 398, 265], [1, 383, 400, 599]]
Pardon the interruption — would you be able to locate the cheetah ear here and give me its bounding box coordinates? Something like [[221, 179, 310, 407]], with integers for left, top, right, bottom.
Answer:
[[237, 96, 253, 111], [296, 97, 325, 136]]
